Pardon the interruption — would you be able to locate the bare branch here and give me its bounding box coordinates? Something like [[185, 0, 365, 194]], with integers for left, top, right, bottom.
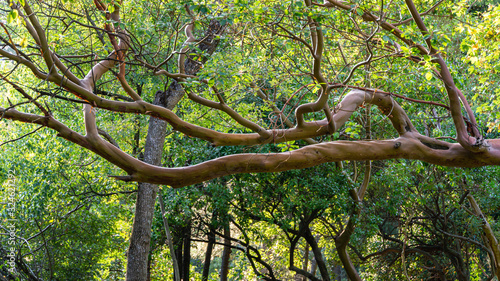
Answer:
[[187, 87, 271, 139], [0, 126, 44, 147], [393, 0, 447, 26], [178, 23, 196, 75], [97, 128, 120, 149], [404, 0, 483, 151]]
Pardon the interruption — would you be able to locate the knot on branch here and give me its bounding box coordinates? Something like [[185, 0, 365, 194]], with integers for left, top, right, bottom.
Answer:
[[420, 140, 449, 150], [153, 90, 168, 108]]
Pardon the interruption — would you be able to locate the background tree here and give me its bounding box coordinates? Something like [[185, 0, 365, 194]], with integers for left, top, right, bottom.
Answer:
[[1, 0, 500, 280]]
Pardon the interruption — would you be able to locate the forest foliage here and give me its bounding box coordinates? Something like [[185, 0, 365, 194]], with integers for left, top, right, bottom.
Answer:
[[1, 0, 500, 280]]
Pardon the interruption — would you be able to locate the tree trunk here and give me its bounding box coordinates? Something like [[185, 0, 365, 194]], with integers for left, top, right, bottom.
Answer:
[[125, 21, 223, 281], [335, 241, 361, 281], [175, 235, 184, 281], [304, 228, 330, 281], [182, 223, 192, 281], [202, 228, 215, 281], [334, 201, 363, 281], [311, 258, 318, 278], [334, 162, 370, 281], [127, 166, 163, 281], [220, 224, 231, 281], [301, 243, 309, 281], [158, 190, 181, 281], [333, 265, 343, 281]]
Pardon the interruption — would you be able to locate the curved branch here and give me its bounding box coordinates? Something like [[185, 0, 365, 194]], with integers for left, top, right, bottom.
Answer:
[[252, 83, 318, 144], [83, 129, 500, 187], [0, 125, 44, 147], [324, 0, 484, 151], [342, 23, 379, 85], [295, 1, 335, 133], [4, 86, 500, 188], [81, 2, 140, 101], [404, 0, 484, 152], [10, 4, 81, 89], [21, 2, 56, 76], [39, 87, 396, 147], [187, 89, 271, 138], [0, 48, 48, 80], [393, 0, 446, 26], [467, 195, 500, 277], [178, 23, 196, 75]]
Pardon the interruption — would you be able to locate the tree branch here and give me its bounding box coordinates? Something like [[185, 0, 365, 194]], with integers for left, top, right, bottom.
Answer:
[[404, 0, 484, 152], [3, 87, 500, 188]]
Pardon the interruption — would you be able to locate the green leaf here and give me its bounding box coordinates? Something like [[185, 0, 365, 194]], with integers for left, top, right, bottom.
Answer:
[[425, 72, 433, 81], [7, 10, 18, 24]]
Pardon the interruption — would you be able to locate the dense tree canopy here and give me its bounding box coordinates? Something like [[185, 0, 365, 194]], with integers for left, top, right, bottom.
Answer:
[[1, 0, 500, 280]]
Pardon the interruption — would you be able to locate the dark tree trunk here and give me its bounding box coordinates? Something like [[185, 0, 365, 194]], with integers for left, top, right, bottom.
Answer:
[[202, 228, 215, 281], [175, 236, 184, 281], [333, 163, 370, 281], [302, 243, 309, 281], [304, 228, 330, 281], [182, 223, 192, 281], [220, 225, 231, 281], [335, 242, 361, 281], [126, 88, 175, 281], [334, 207, 362, 281]]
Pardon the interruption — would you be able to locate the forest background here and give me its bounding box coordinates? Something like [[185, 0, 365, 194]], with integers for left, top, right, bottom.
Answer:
[[1, 0, 500, 280]]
